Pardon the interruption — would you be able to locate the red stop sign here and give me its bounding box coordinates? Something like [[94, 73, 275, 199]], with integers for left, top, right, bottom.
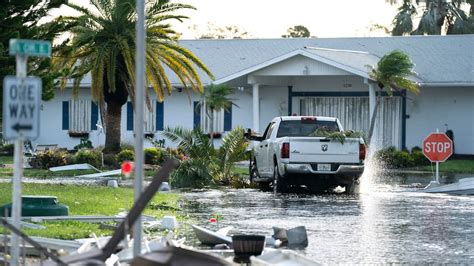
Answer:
[[423, 133, 453, 162], [121, 161, 133, 175]]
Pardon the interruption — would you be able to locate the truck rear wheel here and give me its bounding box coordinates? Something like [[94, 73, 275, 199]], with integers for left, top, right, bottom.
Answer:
[[274, 165, 288, 193]]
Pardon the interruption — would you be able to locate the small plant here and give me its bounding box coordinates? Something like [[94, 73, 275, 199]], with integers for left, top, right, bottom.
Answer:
[[0, 144, 14, 155], [73, 149, 102, 168], [30, 150, 71, 169], [116, 149, 134, 164], [209, 212, 223, 223], [144, 148, 163, 165], [74, 137, 93, 150], [120, 143, 134, 152]]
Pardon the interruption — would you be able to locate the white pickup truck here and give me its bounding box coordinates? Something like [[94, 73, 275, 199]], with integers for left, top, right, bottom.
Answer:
[[246, 116, 366, 193]]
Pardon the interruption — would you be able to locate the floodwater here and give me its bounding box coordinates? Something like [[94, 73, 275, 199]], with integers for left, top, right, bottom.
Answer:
[[179, 172, 474, 264]]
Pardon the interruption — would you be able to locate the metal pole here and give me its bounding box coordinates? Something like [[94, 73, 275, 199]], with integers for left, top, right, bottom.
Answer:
[[435, 128, 440, 184], [11, 54, 27, 266], [134, 0, 145, 257], [435, 162, 440, 184]]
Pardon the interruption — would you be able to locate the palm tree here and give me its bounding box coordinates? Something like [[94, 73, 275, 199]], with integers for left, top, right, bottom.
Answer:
[[366, 50, 420, 145], [199, 84, 235, 145], [390, 0, 474, 35], [54, 0, 213, 153]]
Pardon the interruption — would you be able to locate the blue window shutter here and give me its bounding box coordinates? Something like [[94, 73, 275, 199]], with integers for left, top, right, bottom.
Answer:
[[193, 101, 201, 129], [91, 102, 99, 130], [224, 105, 232, 131], [127, 102, 133, 131], [156, 101, 164, 131], [62, 101, 69, 130]]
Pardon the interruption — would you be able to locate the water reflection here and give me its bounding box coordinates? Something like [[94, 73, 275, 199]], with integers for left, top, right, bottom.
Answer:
[[180, 175, 474, 264]]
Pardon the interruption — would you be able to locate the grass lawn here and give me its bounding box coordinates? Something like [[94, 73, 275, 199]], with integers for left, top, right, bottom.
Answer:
[[420, 159, 474, 174], [0, 183, 182, 239], [0, 155, 13, 164]]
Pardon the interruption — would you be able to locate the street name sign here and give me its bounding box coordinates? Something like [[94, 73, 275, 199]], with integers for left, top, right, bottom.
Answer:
[[2, 76, 42, 140], [9, 39, 51, 57], [423, 133, 453, 162]]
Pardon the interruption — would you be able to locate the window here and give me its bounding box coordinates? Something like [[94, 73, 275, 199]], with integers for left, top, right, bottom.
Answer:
[[193, 101, 232, 133], [276, 120, 340, 138], [127, 101, 164, 132], [62, 100, 99, 132]]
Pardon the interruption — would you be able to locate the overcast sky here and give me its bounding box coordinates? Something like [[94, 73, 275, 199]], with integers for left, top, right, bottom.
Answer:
[[54, 0, 403, 39], [172, 0, 400, 39]]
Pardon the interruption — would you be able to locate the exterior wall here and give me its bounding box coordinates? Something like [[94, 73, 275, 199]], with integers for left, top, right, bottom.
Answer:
[[35, 88, 255, 150], [35, 81, 474, 155], [406, 87, 474, 155]]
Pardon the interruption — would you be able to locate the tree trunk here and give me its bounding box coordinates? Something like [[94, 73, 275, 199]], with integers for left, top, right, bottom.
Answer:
[[103, 100, 123, 153], [367, 94, 381, 145]]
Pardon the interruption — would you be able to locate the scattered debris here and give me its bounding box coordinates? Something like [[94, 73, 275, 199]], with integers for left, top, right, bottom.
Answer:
[[106, 179, 119, 188], [49, 163, 100, 172], [251, 249, 320, 266], [27, 215, 154, 223], [272, 226, 309, 249], [77, 169, 121, 178], [131, 246, 230, 266], [159, 182, 171, 192], [191, 224, 232, 246], [423, 177, 474, 195], [161, 215, 178, 230]]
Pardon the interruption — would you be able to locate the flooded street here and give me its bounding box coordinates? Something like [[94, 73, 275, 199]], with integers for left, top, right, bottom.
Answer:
[[180, 174, 474, 264]]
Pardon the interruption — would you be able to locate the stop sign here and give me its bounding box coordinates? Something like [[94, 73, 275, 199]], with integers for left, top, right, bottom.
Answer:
[[121, 161, 134, 175], [423, 133, 453, 162]]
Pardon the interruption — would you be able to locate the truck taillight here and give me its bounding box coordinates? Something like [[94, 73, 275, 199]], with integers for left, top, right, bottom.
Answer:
[[281, 143, 290, 159], [359, 143, 366, 161]]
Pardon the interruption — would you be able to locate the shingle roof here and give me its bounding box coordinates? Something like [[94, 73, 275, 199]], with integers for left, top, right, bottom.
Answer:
[[178, 35, 474, 86]]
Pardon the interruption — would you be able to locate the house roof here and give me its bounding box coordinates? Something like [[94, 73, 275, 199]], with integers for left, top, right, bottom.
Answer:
[[178, 35, 474, 86]]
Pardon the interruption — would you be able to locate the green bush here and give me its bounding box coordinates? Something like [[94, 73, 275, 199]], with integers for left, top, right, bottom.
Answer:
[[73, 149, 102, 168], [30, 150, 71, 169], [120, 143, 134, 152], [0, 144, 14, 155], [170, 158, 216, 188], [116, 149, 134, 164], [412, 150, 430, 166], [74, 137, 93, 150], [375, 147, 429, 168], [392, 151, 415, 168], [144, 148, 163, 165]]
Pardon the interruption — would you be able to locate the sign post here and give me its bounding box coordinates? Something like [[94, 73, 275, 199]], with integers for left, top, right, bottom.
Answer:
[[5, 39, 49, 266], [423, 129, 453, 184]]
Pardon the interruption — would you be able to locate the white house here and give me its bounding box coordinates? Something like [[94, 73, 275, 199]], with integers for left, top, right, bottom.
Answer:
[[36, 35, 474, 154]]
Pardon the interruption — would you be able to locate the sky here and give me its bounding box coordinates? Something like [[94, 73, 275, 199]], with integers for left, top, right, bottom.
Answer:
[[171, 0, 401, 39]]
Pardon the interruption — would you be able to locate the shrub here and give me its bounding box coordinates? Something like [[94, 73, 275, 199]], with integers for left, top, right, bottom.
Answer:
[[392, 150, 415, 168], [120, 143, 134, 152], [0, 144, 14, 155], [74, 137, 93, 150], [73, 149, 102, 168], [412, 150, 430, 166], [144, 148, 163, 165], [30, 150, 70, 169], [170, 158, 216, 188], [116, 149, 134, 164]]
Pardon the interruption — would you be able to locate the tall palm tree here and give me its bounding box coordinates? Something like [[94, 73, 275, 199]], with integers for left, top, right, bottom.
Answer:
[[199, 84, 235, 145], [366, 50, 420, 145], [390, 0, 474, 35], [55, 0, 213, 153]]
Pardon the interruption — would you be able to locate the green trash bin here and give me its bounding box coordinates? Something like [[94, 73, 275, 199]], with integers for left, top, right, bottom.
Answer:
[[0, 195, 69, 217]]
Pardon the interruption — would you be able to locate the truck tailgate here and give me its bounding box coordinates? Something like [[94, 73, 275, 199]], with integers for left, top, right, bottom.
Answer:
[[288, 137, 360, 164]]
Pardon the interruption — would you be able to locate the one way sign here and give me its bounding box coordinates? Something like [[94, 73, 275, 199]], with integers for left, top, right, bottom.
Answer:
[[2, 76, 42, 140]]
